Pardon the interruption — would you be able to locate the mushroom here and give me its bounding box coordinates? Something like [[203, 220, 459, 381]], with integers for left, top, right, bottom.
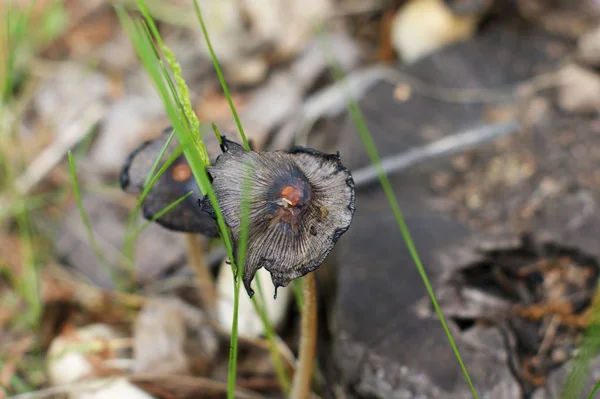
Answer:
[[199, 136, 356, 297], [199, 135, 355, 398], [120, 127, 219, 310], [120, 127, 219, 236]]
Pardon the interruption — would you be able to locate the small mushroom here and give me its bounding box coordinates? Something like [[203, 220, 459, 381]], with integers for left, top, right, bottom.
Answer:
[[200, 137, 355, 297], [120, 127, 219, 237], [120, 127, 222, 312]]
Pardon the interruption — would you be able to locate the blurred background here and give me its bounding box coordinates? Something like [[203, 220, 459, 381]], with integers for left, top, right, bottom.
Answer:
[[3, 0, 600, 398]]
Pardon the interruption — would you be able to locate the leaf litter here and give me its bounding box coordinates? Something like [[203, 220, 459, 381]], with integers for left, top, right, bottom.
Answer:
[[4, 0, 600, 398]]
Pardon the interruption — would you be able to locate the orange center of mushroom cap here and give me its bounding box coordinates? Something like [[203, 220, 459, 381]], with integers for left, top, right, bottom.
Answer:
[[172, 163, 192, 182], [280, 185, 302, 208]]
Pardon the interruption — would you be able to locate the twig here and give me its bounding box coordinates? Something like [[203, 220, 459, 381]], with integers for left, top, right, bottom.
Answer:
[[351, 119, 520, 188], [185, 233, 217, 313], [276, 65, 558, 150], [290, 273, 317, 399], [14, 102, 105, 196], [538, 315, 559, 355]]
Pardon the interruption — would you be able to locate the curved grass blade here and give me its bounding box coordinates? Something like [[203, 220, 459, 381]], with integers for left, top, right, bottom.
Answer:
[[119, 4, 290, 395], [227, 167, 252, 399], [317, 28, 480, 399], [254, 278, 291, 392], [67, 151, 127, 291], [192, 0, 250, 151], [121, 130, 179, 264], [203, 16, 291, 395], [562, 298, 600, 398], [587, 378, 600, 399], [2, 0, 37, 104], [131, 191, 193, 238]]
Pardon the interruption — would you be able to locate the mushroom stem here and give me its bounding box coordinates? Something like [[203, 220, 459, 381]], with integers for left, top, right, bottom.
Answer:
[[290, 273, 317, 399], [184, 233, 216, 312]]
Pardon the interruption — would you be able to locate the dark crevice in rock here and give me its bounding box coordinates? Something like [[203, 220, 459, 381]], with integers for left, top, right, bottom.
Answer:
[[445, 235, 599, 396], [451, 317, 477, 332]]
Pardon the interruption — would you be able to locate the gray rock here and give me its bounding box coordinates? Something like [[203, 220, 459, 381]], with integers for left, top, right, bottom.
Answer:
[[326, 22, 586, 398], [332, 187, 520, 398], [531, 355, 600, 399]]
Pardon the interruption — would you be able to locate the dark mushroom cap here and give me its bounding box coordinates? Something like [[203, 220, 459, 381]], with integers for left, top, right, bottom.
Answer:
[[205, 138, 356, 297], [120, 127, 219, 236]]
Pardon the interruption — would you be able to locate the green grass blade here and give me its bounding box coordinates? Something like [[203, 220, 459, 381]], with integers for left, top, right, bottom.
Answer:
[[318, 29, 480, 399], [0, 143, 41, 327], [562, 299, 600, 398], [191, 0, 250, 150], [1, 0, 37, 103], [11, 192, 40, 327], [136, 0, 202, 142], [67, 151, 125, 291], [254, 278, 291, 392], [121, 129, 179, 265], [0, 191, 61, 221], [196, 17, 292, 399], [131, 191, 193, 238], [212, 123, 223, 145], [189, 3, 290, 394], [587, 377, 600, 399], [227, 168, 252, 398], [119, 9, 229, 247], [118, 0, 232, 263], [119, 4, 289, 395]]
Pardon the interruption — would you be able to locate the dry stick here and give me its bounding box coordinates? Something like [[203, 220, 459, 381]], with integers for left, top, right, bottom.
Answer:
[[184, 233, 217, 312], [14, 102, 105, 195], [351, 119, 520, 188], [290, 273, 318, 399], [279, 65, 559, 151]]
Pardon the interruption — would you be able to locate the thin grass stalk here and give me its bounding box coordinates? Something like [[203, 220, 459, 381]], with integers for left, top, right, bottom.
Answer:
[[317, 28, 480, 399], [227, 167, 252, 398], [2, 0, 37, 104], [0, 133, 40, 327], [563, 287, 600, 398], [191, 0, 250, 150], [254, 278, 291, 393], [587, 378, 600, 399], [14, 208, 39, 327], [67, 152, 126, 291], [195, 5, 291, 394], [123, 132, 182, 263], [119, 4, 290, 394], [118, 7, 230, 302], [122, 130, 179, 264], [120, 8, 243, 393], [125, 12, 233, 259], [130, 190, 192, 238]]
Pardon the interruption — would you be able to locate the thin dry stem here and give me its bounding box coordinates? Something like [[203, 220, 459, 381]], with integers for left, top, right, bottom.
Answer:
[[185, 233, 216, 313], [290, 273, 317, 399]]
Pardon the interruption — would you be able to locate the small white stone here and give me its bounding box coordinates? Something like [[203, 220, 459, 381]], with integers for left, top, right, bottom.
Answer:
[[391, 0, 479, 64], [47, 324, 124, 386], [557, 63, 600, 114], [216, 262, 292, 337]]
